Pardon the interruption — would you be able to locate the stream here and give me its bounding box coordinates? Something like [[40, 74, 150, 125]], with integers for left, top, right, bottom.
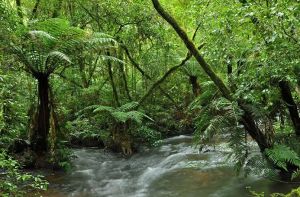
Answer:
[[42, 135, 299, 197]]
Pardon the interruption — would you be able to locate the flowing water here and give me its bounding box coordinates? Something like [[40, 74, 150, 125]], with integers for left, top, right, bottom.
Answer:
[[42, 136, 299, 197]]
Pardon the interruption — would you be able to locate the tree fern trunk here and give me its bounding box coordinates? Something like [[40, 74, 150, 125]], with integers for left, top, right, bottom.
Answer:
[[31, 74, 50, 154], [110, 121, 133, 156]]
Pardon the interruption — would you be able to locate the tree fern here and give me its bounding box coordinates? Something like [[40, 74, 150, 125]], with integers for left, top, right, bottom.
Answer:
[[111, 111, 145, 124], [46, 51, 71, 63], [28, 30, 56, 41], [83, 102, 153, 125]]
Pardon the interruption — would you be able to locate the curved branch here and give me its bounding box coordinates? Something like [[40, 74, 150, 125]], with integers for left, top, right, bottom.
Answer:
[[121, 44, 178, 107], [137, 52, 192, 107], [152, 0, 232, 101]]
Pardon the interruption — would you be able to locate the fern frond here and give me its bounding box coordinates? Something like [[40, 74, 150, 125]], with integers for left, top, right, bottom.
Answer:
[[93, 105, 115, 113], [92, 32, 114, 38], [118, 102, 139, 112], [86, 37, 117, 45], [111, 111, 142, 124], [292, 170, 300, 180], [28, 30, 56, 40], [189, 81, 218, 110], [46, 51, 71, 64], [265, 144, 300, 173]]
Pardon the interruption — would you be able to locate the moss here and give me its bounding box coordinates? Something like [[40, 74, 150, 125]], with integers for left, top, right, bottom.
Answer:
[[250, 187, 300, 197]]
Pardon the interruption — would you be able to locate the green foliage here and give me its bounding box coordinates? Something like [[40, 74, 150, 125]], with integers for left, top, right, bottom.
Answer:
[[66, 118, 103, 139], [0, 1, 299, 195], [49, 146, 74, 171], [249, 186, 300, 197], [77, 102, 159, 146], [134, 125, 162, 146], [0, 71, 30, 147], [265, 144, 300, 179], [0, 0, 18, 39], [193, 88, 251, 173], [5, 23, 69, 76], [91, 102, 152, 124], [0, 150, 48, 197]]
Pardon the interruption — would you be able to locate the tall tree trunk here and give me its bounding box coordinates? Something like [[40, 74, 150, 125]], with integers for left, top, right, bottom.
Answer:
[[31, 74, 50, 154], [117, 48, 132, 101], [151, 0, 273, 152], [107, 54, 120, 107], [279, 81, 300, 136], [120, 63, 132, 101], [78, 58, 89, 88]]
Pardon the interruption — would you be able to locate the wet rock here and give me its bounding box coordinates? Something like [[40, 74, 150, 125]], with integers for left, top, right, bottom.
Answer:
[[16, 149, 37, 168], [70, 136, 104, 148], [122, 164, 131, 171], [8, 139, 31, 154], [199, 145, 216, 153]]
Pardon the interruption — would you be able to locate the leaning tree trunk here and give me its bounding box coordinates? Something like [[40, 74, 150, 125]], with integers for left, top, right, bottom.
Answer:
[[31, 74, 50, 154], [279, 80, 300, 136], [151, 0, 273, 152]]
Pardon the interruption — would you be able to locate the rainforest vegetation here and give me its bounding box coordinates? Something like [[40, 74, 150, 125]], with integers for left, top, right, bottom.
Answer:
[[0, 0, 300, 196]]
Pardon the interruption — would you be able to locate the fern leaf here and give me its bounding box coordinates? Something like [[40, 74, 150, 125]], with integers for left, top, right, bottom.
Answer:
[[93, 105, 115, 113], [28, 30, 56, 40], [265, 144, 300, 172], [118, 102, 139, 112], [47, 51, 71, 63]]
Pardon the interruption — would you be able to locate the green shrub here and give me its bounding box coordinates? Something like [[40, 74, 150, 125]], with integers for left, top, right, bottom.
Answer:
[[0, 150, 48, 197]]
